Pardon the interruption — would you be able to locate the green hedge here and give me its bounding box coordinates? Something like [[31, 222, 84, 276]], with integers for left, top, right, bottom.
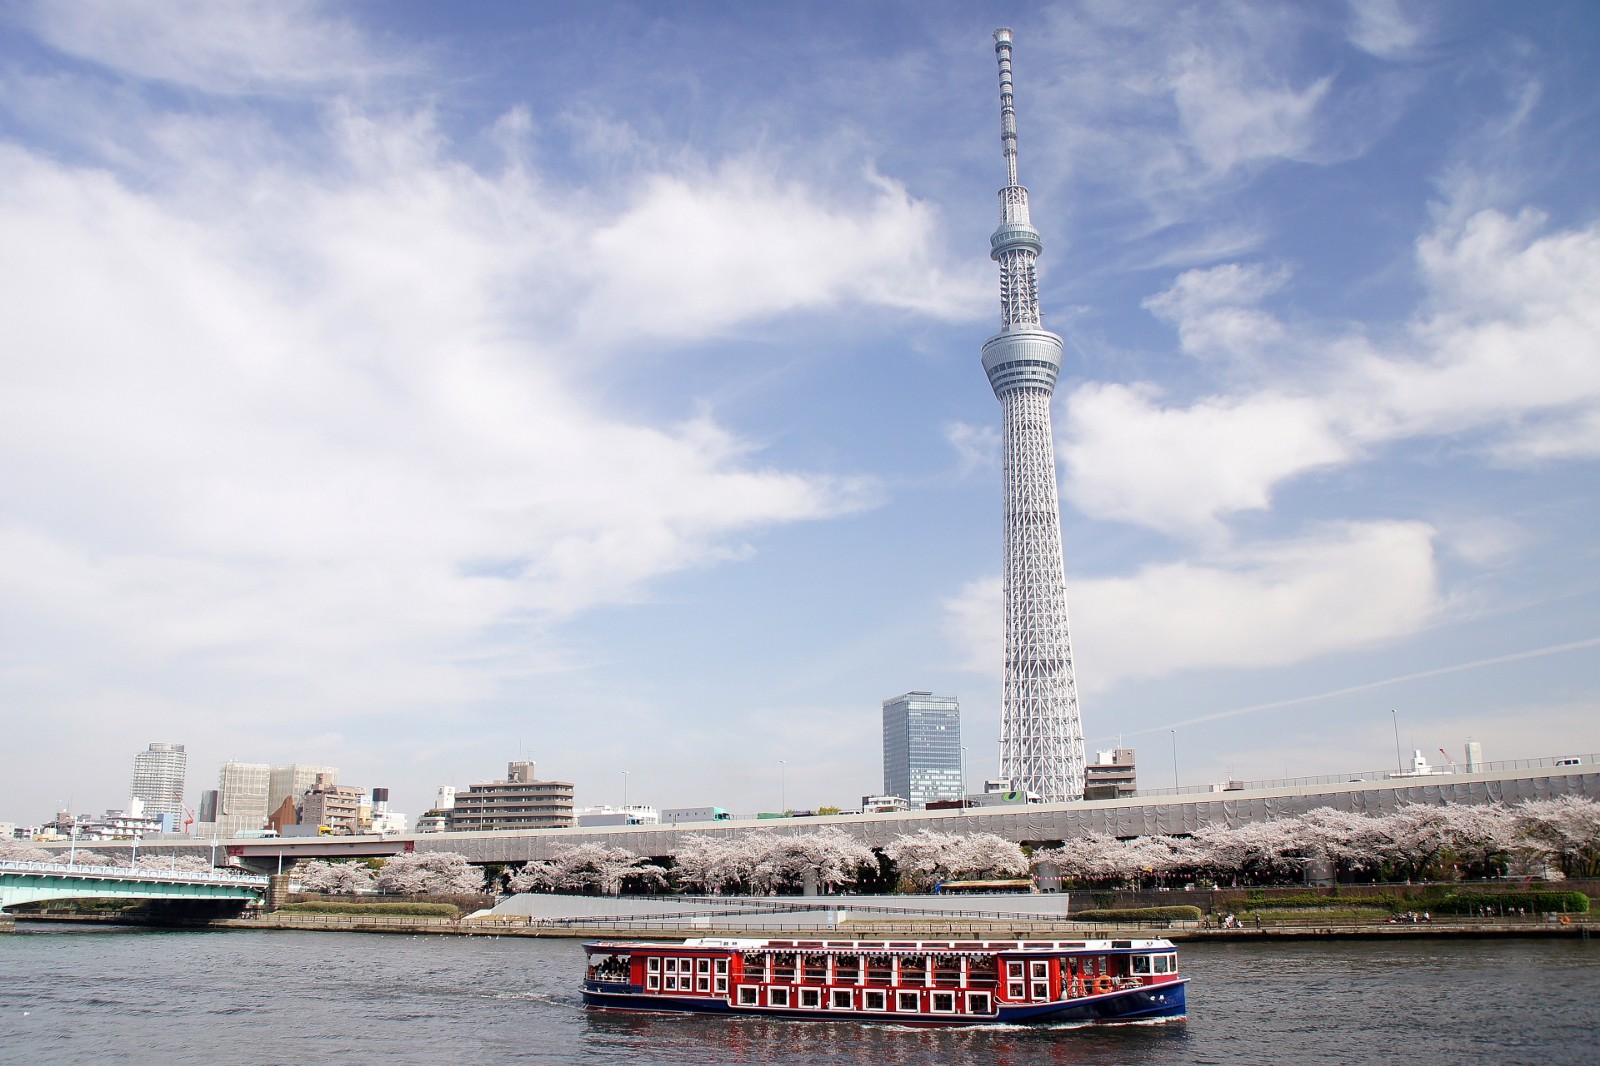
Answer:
[[1432, 891, 1589, 915], [273, 901, 459, 918], [1241, 892, 1403, 912], [1072, 906, 1203, 923]]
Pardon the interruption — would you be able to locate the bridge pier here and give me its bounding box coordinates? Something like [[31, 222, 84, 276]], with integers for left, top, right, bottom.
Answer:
[[265, 874, 292, 912]]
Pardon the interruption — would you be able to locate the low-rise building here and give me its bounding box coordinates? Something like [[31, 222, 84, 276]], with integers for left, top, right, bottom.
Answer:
[[1083, 748, 1137, 801], [575, 805, 659, 827], [660, 806, 732, 825]]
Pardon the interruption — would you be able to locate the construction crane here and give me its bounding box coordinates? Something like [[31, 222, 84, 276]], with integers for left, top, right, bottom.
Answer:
[[1438, 748, 1458, 770]]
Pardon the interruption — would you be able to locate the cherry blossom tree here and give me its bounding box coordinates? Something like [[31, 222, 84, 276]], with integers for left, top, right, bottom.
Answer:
[[882, 829, 961, 891], [947, 833, 1029, 881], [1437, 803, 1520, 879], [1516, 796, 1600, 878], [0, 839, 55, 862], [748, 828, 876, 894], [375, 851, 484, 895], [296, 859, 378, 893]]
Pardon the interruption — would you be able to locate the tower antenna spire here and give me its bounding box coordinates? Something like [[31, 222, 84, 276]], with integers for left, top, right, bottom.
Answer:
[[981, 28, 1085, 803]]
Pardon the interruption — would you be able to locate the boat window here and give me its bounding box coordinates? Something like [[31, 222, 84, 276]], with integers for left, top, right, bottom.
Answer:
[[697, 958, 711, 974], [799, 988, 821, 1008], [1006, 961, 1025, 979], [742, 954, 766, 981], [680, 958, 693, 975], [768, 987, 789, 1007], [900, 956, 927, 984], [664, 958, 677, 973], [867, 955, 893, 983], [897, 991, 920, 1012], [1030, 961, 1049, 980], [830, 989, 853, 1009], [803, 954, 828, 982], [835, 955, 861, 981], [1154, 955, 1170, 974], [647, 974, 660, 991], [968, 992, 992, 1014], [931, 991, 956, 1013], [647, 957, 661, 973], [715, 976, 728, 994], [715, 959, 728, 975], [737, 986, 758, 1006], [864, 989, 887, 1011], [697, 976, 711, 992], [1132, 955, 1152, 975], [968, 956, 998, 988], [771, 953, 796, 981], [1007, 981, 1025, 1000], [934, 955, 962, 984]]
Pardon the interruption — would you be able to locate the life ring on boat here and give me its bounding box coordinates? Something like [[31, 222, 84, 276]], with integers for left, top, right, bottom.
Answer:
[[1559, 915, 1572, 925], [1093, 975, 1113, 995]]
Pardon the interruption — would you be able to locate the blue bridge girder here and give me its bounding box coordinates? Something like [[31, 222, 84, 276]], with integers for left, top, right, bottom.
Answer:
[[0, 861, 268, 911]]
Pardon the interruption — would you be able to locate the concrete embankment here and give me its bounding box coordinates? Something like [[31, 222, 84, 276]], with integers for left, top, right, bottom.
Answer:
[[191, 912, 1595, 941]]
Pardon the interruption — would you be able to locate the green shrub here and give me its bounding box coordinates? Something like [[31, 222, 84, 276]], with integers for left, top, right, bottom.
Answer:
[[273, 901, 459, 918], [1072, 906, 1202, 923], [1431, 891, 1589, 915]]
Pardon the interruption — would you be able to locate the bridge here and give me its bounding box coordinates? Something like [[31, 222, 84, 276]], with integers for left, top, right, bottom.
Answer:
[[0, 861, 268, 915]]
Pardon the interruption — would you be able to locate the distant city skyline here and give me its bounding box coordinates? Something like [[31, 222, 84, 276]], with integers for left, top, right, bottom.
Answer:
[[1, 3, 1597, 826]]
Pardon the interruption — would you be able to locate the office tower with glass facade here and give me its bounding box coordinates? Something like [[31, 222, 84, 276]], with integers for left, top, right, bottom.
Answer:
[[882, 691, 962, 809], [129, 742, 187, 821]]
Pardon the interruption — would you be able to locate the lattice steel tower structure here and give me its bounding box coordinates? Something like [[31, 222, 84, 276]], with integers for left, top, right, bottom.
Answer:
[[983, 28, 1084, 802]]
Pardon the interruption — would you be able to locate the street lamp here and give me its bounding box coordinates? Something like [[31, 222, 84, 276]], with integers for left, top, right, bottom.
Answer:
[[130, 830, 141, 871], [68, 824, 78, 867]]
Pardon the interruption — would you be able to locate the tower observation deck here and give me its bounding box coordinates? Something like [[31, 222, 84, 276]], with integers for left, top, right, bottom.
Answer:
[[983, 28, 1084, 802]]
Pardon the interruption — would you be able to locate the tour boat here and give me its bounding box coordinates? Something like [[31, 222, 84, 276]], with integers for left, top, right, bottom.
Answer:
[[581, 936, 1187, 1025]]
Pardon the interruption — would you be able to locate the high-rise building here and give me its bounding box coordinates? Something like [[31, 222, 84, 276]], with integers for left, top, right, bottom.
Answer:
[[882, 691, 963, 809], [213, 761, 270, 837], [129, 742, 187, 821], [983, 28, 1086, 802], [267, 764, 338, 821]]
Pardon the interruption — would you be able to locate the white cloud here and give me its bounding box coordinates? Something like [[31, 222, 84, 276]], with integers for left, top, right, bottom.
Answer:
[[1346, 0, 1427, 59], [944, 421, 999, 477], [1059, 383, 1350, 537], [1169, 49, 1332, 175], [22, 0, 407, 96], [1142, 261, 1290, 364], [581, 165, 986, 342], [1067, 208, 1600, 535], [0, 70, 977, 722], [944, 521, 1442, 688]]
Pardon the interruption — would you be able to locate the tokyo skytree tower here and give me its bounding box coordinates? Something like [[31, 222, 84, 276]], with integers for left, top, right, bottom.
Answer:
[[983, 28, 1085, 802]]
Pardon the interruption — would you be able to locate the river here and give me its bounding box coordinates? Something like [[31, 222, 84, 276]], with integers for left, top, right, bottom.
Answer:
[[0, 925, 1594, 1065]]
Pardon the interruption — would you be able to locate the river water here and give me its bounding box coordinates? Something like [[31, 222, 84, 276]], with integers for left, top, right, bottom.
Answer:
[[0, 925, 1594, 1065]]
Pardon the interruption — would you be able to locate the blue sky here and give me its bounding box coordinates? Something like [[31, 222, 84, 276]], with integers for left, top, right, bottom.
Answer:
[[1, 0, 1597, 827]]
